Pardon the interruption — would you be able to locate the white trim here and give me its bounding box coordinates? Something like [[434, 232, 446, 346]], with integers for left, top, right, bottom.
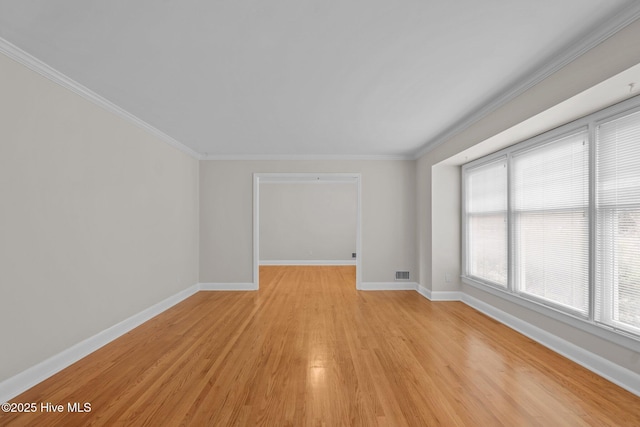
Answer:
[[355, 176, 363, 290], [253, 174, 260, 289], [415, 286, 463, 301], [256, 173, 361, 183], [202, 154, 413, 161], [259, 260, 356, 266], [3, 281, 638, 404], [412, 2, 640, 159], [2, 2, 639, 164], [0, 284, 200, 404], [416, 285, 432, 300], [360, 282, 418, 291], [198, 282, 258, 291], [461, 293, 640, 397], [254, 173, 362, 290], [414, 284, 640, 396], [429, 291, 463, 301], [462, 276, 640, 353], [0, 37, 203, 161]]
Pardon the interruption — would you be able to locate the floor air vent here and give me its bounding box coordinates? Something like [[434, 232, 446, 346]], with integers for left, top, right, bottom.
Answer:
[[395, 271, 410, 281]]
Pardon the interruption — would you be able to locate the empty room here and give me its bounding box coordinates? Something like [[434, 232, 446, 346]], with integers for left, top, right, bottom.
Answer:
[[2, 1, 640, 425]]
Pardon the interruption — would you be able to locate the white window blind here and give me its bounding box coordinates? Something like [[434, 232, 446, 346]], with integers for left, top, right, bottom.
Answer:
[[465, 158, 508, 287], [596, 110, 640, 334], [462, 97, 640, 345], [512, 131, 589, 316]]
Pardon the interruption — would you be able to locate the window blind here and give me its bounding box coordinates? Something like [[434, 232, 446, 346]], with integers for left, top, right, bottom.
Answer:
[[462, 97, 640, 343], [465, 157, 508, 287], [511, 131, 589, 315], [596, 110, 640, 334]]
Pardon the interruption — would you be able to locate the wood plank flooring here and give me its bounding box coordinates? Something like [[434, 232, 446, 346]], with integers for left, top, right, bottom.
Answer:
[[2, 266, 640, 426]]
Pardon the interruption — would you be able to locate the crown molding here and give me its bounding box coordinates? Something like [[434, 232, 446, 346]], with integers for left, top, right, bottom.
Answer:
[[412, 2, 640, 160], [0, 37, 204, 160], [6, 0, 638, 164], [0, 37, 412, 163], [201, 153, 413, 161]]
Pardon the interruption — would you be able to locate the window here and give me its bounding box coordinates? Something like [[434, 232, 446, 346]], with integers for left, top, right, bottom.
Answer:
[[511, 131, 589, 316], [596, 110, 640, 335], [464, 158, 508, 287], [462, 96, 640, 343]]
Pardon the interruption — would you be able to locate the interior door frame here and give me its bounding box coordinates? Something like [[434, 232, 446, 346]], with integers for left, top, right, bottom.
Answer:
[[253, 173, 362, 289]]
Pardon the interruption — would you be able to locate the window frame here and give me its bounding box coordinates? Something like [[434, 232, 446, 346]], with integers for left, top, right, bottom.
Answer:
[[462, 155, 509, 290], [510, 129, 590, 318], [594, 107, 640, 337], [461, 94, 640, 352]]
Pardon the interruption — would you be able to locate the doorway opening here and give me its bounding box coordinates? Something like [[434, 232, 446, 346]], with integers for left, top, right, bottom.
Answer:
[[253, 173, 362, 289]]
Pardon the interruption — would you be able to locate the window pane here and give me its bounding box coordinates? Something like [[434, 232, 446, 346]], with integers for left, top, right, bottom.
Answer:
[[597, 209, 640, 332], [512, 131, 589, 315], [513, 134, 588, 211], [596, 110, 640, 334], [468, 213, 508, 285], [515, 211, 588, 312], [465, 158, 507, 286]]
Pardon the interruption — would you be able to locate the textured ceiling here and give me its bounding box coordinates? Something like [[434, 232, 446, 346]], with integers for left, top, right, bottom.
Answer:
[[0, 1, 638, 158]]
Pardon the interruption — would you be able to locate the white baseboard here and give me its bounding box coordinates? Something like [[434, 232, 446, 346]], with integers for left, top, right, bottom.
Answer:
[[416, 286, 462, 301], [416, 285, 431, 299], [414, 285, 640, 396], [432, 291, 463, 301], [259, 260, 356, 266], [359, 282, 418, 291], [0, 283, 200, 404], [4, 280, 637, 404], [198, 282, 257, 291], [460, 293, 640, 397]]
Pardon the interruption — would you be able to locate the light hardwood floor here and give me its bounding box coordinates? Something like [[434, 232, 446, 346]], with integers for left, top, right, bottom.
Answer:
[[2, 266, 640, 426]]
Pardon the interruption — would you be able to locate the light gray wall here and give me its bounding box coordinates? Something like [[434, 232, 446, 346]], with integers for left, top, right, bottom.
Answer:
[[200, 160, 416, 284], [0, 52, 200, 382], [431, 164, 461, 292], [260, 182, 357, 262], [416, 19, 640, 374]]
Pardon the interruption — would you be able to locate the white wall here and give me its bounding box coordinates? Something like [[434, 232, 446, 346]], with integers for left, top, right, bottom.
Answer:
[[260, 182, 357, 262], [416, 19, 640, 374], [200, 160, 416, 284], [431, 164, 461, 292], [0, 52, 200, 382]]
